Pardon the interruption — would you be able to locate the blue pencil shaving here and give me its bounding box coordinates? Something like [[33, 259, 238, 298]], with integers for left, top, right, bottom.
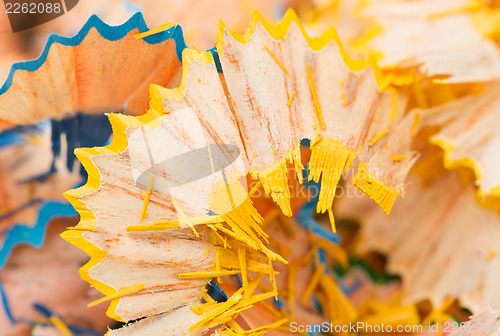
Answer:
[[295, 194, 339, 244], [0, 12, 187, 98], [207, 280, 228, 302], [0, 276, 15, 325], [273, 295, 284, 309]]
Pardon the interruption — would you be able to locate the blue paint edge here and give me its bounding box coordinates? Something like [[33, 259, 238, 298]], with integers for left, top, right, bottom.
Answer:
[[0, 276, 14, 324], [0, 201, 77, 268], [0, 11, 187, 96], [296, 197, 339, 244], [32, 303, 101, 335], [208, 47, 223, 73]]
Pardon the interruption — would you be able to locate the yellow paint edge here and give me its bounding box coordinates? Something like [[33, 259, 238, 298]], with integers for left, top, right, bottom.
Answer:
[[61, 111, 168, 323], [431, 137, 500, 212], [150, 48, 214, 112], [216, 9, 367, 73]]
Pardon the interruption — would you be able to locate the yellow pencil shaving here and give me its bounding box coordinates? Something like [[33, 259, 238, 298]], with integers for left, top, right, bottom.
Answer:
[[368, 305, 420, 328], [227, 320, 246, 334], [189, 287, 245, 330], [217, 247, 275, 275], [88, 283, 145, 307], [327, 208, 336, 233], [392, 155, 408, 161], [178, 270, 240, 280], [300, 264, 325, 304], [301, 246, 318, 265], [208, 305, 254, 328], [264, 46, 290, 75], [66, 226, 98, 232], [208, 224, 228, 247], [210, 181, 286, 266], [244, 318, 288, 334], [134, 22, 177, 39], [269, 259, 278, 299], [127, 223, 179, 232], [275, 325, 294, 332], [154, 216, 223, 226], [306, 64, 326, 130], [421, 295, 449, 323], [286, 145, 304, 185], [287, 91, 296, 106], [369, 129, 388, 146], [192, 44, 200, 52], [239, 247, 248, 289], [260, 301, 283, 318], [353, 162, 399, 214], [279, 307, 290, 320], [310, 235, 348, 268], [256, 285, 281, 296], [316, 291, 330, 320], [140, 176, 155, 221], [379, 72, 395, 91], [224, 180, 236, 210], [50, 316, 72, 336], [171, 198, 199, 237], [213, 224, 240, 242], [248, 181, 262, 197], [219, 328, 238, 336], [214, 249, 221, 284], [320, 275, 358, 323], [190, 303, 204, 315], [203, 292, 216, 304], [231, 292, 276, 312], [309, 137, 354, 213], [311, 134, 322, 146], [244, 274, 264, 300], [258, 160, 292, 216]]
